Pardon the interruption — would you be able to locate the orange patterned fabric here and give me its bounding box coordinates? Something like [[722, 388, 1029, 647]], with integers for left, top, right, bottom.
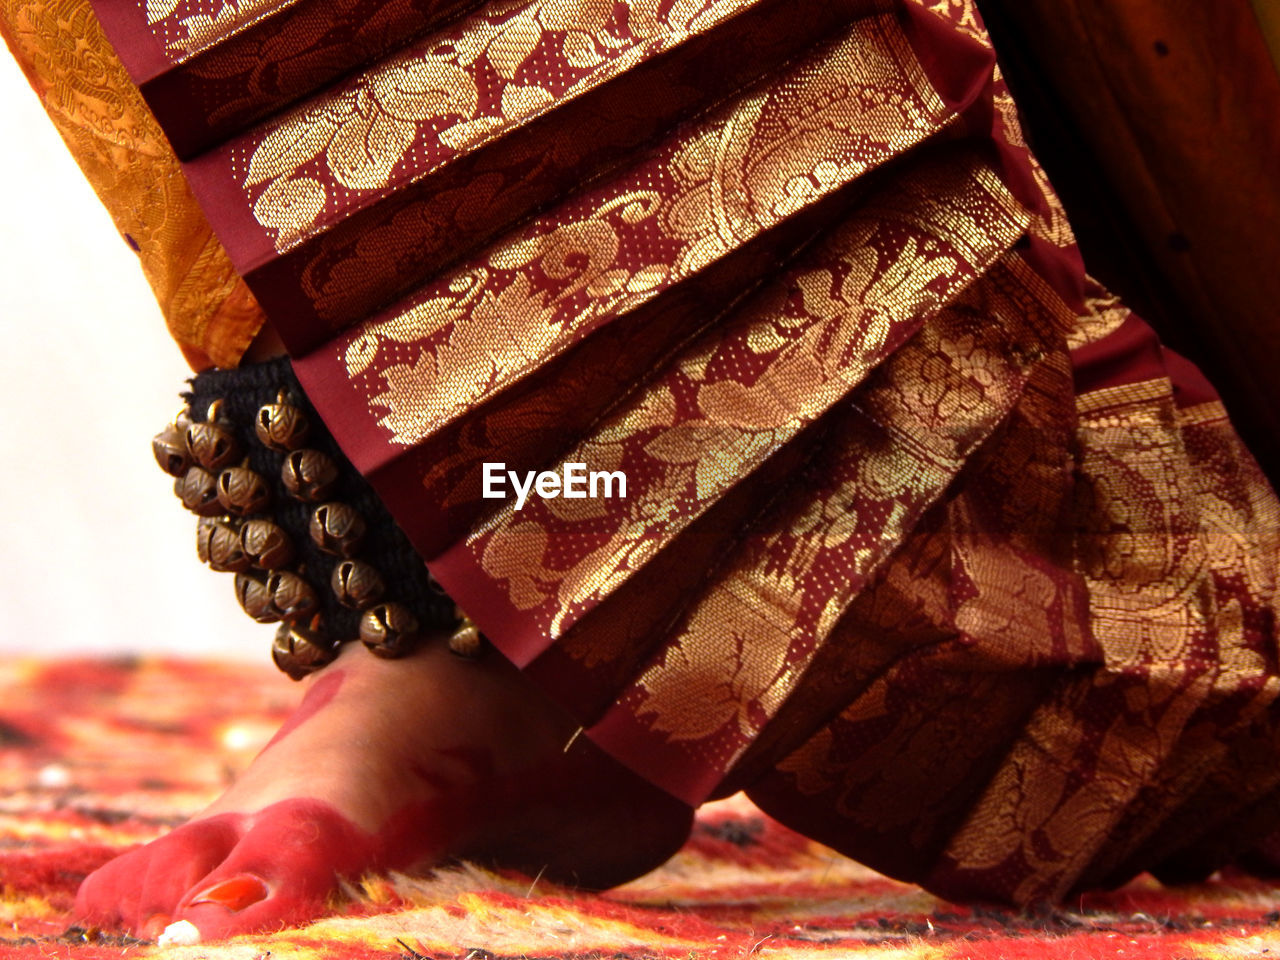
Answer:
[[26, 0, 1280, 909], [0, 0, 264, 368], [12, 657, 1280, 959]]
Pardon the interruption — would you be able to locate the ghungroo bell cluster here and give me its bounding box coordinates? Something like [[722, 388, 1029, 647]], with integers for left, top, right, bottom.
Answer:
[[152, 358, 483, 680]]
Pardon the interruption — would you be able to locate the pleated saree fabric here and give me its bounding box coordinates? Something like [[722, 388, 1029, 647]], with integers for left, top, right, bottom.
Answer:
[[34, 0, 1280, 905]]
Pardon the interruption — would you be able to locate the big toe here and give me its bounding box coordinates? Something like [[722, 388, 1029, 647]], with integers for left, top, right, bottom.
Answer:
[[134, 818, 242, 936], [170, 799, 377, 941], [76, 816, 240, 936]]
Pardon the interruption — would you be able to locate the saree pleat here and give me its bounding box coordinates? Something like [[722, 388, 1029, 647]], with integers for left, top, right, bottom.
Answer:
[[91, 0, 487, 158], [298, 9, 981, 544], [125, 0, 930, 340], [747, 308, 1280, 903], [39, 0, 1280, 905]]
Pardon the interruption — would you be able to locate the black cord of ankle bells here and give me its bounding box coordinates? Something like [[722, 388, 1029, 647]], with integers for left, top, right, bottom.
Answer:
[[182, 356, 457, 658]]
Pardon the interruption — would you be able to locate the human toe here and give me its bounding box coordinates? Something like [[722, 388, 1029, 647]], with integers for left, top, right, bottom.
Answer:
[[133, 817, 241, 936], [169, 800, 370, 940]]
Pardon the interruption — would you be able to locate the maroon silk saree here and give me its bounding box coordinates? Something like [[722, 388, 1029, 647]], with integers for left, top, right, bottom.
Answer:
[[21, 0, 1280, 905]]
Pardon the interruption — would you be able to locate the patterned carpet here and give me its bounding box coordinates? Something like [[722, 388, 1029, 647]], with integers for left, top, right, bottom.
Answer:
[[3, 658, 1280, 959]]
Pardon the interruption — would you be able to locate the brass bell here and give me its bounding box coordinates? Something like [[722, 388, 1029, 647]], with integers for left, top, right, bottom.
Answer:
[[309, 502, 366, 556], [153, 422, 191, 476], [195, 517, 214, 562], [197, 518, 249, 572], [240, 519, 295, 569], [281, 449, 338, 502], [269, 570, 319, 622], [235, 570, 317, 623], [176, 466, 223, 516], [217, 466, 271, 516], [272, 621, 337, 681], [255, 392, 310, 451], [448, 616, 485, 659], [359, 602, 419, 658], [330, 559, 385, 609], [235, 570, 280, 623], [185, 419, 241, 473]]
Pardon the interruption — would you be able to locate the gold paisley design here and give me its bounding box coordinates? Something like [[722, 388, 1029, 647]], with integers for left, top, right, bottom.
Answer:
[[347, 15, 951, 451], [912, 314, 1280, 902], [242, 52, 478, 244], [463, 152, 1028, 664], [624, 251, 1059, 771], [143, 0, 280, 58], [365, 190, 663, 439], [238, 0, 753, 251]]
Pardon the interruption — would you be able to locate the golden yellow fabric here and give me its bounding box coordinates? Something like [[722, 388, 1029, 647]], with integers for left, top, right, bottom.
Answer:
[[0, 0, 264, 369]]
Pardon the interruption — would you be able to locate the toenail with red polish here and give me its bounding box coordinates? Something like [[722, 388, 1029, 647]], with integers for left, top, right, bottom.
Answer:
[[188, 875, 269, 911], [140, 913, 171, 940]]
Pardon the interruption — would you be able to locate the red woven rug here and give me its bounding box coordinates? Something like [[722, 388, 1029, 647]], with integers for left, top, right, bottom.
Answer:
[[3, 658, 1280, 959]]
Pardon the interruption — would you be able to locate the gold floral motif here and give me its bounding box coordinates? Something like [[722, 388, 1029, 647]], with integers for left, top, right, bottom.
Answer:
[[240, 0, 750, 250], [626, 248, 1066, 757], [1074, 376, 1207, 669], [945, 673, 1211, 903], [920, 0, 986, 43], [252, 176, 326, 245], [540, 156, 1018, 640], [661, 23, 949, 279], [241, 52, 479, 245], [356, 16, 954, 448], [636, 574, 803, 741], [342, 186, 660, 394], [744, 336, 1078, 839], [144, 0, 280, 58], [465, 153, 1026, 647], [1180, 403, 1280, 626], [931, 305, 1280, 899], [365, 190, 662, 441], [1065, 286, 1130, 350]]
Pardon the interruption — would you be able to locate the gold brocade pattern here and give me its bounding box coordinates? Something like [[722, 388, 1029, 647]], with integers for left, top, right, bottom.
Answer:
[[745, 325, 1088, 874], [937, 364, 1280, 902], [208, 0, 907, 336], [625, 251, 1061, 769], [922, 0, 984, 42], [468, 151, 1028, 644], [34, 0, 1280, 910], [142, 0, 281, 59], [0, 0, 265, 368], [745, 305, 1280, 901], [342, 13, 950, 449], [238, 0, 754, 251], [1065, 286, 1130, 350], [1070, 398, 1280, 890], [309, 8, 1279, 889]]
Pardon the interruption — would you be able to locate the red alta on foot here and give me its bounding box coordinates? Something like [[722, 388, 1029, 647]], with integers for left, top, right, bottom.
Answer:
[[72, 644, 693, 942], [74, 797, 460, 941]]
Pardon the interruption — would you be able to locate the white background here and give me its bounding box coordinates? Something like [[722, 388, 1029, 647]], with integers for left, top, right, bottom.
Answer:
[[0, 51, 265, 658]]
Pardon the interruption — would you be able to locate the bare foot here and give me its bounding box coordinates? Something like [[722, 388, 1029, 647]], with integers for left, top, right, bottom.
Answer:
[[74, 640, 693, 941]]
